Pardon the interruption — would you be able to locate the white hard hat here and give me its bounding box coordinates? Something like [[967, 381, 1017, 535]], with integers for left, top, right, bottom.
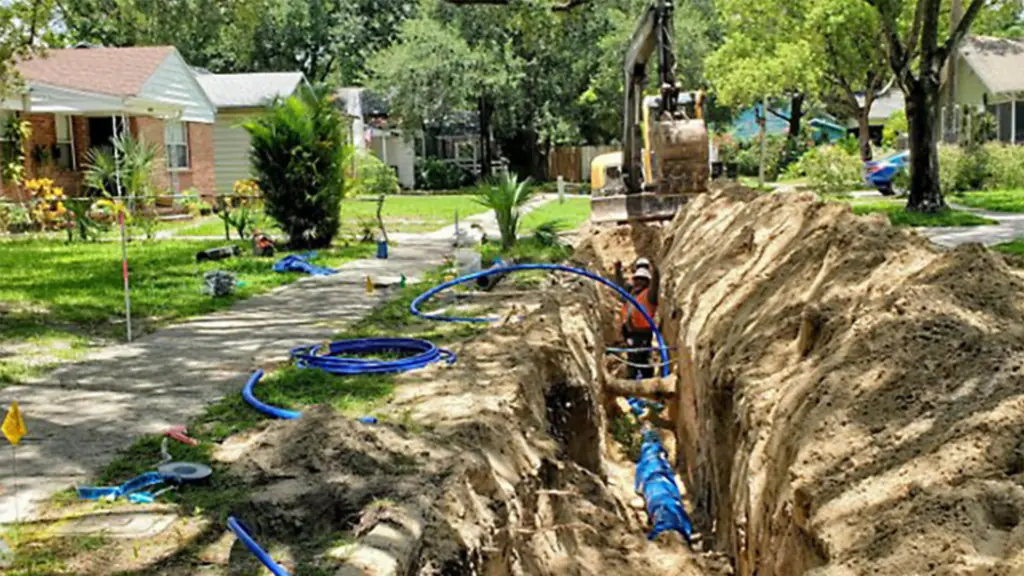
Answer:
[[635, 257, 651, 268], [632, 267, 652, 280]]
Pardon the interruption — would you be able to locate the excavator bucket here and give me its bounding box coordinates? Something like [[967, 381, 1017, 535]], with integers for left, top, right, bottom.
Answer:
[[590, 193, 689, 224], [589, 118, 709, 224]]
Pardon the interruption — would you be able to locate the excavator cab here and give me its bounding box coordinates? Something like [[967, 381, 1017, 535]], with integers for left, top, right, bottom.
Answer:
[[589, 0, 710, 224]]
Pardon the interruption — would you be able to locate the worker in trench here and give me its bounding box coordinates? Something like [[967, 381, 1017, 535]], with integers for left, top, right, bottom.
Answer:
[[614, 258, 659, 379]]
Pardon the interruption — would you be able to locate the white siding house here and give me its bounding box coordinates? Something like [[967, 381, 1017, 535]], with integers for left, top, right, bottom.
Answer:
[[196, 72, 308, 194], [943, 36, 1024, 144]]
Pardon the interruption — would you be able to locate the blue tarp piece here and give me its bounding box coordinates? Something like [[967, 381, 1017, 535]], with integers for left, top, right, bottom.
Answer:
[[272, 252, 337, 276]]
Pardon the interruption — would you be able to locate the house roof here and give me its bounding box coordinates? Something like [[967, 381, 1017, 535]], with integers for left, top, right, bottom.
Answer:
[[196, 72, 306, 108], [960, 36, 1024, 95], [17, 46, 176, 97], [856, 88, 905, 123]]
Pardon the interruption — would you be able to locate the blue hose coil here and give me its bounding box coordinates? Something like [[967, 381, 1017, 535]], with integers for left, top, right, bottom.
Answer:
[[636, 429, 693, 542], [409, 263, 669, 378], [227, 516, 292, 576], [243, 338, 454, 420], [290, 337, 455, 375]]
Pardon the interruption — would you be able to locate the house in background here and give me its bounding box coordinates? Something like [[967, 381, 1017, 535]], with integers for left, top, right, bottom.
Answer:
[[195, 72, 308, 195], [2, 46, 217, 199], [851, 87, 906, 144], [943, 36, 1024, 144], [335, 87, 484, 189]]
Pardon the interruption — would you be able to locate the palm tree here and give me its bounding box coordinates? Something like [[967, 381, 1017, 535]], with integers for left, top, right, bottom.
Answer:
[[474, 172, 534, 249]]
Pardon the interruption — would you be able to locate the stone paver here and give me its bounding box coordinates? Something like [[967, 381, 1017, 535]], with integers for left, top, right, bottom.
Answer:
[[0, 237, 451, 523]]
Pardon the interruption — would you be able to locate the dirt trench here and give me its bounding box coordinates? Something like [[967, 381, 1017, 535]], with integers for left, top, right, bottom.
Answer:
[[575, 185, 1024, 575], [218, 279, 718, 575]]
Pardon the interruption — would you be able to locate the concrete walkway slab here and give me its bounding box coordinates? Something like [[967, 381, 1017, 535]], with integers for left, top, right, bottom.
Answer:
[[0, 237, 451, 524]]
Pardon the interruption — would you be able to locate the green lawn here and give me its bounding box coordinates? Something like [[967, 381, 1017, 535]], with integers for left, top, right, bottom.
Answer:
[[849, 200, 996, 227], [0, 238, 373, 385], [521, 197, 591, 232], [341, 194, 488, 234], [994, 240, 1024, 255], [951, 190, 1024, 213]]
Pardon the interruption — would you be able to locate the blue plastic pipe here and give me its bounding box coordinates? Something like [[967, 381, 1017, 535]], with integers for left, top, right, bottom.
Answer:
[[243, 369, 302, 420], [227, 516, 291, 576], [409, 264, 670, 378], [290, 338, 454, 375], [636, 429, 693, 542], [243, 338, 455, 420]]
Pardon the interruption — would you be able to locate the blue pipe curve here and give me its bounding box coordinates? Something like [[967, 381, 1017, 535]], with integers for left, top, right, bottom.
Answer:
[[243, 336, 455, 420], [243, 369, 302, 420], [409, 264, 670, 378], [227, 516, 291, 576]]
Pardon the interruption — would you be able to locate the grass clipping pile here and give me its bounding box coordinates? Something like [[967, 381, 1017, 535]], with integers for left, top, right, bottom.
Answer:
[[221, 281, 710, 575], [580, 187, 1024, 575]]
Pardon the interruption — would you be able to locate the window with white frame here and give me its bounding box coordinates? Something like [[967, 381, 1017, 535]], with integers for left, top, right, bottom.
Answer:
[[54, 115, 75, 170], [164, 121, 189, 169]]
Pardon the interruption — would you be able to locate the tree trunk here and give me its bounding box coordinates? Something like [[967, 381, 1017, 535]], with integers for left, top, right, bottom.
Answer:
[[905, 80, 945, 212], [857, 111, 874, 161], [789, 93, 805, 139], [478, 95, 493, 179], [758, 96, 767, 186]]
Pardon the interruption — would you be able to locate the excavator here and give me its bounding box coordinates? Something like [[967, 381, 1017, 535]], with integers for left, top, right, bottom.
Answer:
[[589, 0, 710, 224]]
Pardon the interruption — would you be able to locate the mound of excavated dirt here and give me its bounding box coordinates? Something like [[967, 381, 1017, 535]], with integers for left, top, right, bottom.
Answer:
[[221, 283, 720, 575], [577, 189, 1024, 575]]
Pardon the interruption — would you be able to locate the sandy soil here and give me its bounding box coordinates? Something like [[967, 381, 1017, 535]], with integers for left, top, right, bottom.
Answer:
[[575, 186, 1024, 575]]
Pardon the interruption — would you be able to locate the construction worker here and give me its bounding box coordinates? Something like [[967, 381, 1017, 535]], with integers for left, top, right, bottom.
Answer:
[[614, 258, 659, 379]]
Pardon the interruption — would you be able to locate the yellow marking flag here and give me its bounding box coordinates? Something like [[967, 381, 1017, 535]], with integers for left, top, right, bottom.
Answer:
[[2, 401, 26, 446]]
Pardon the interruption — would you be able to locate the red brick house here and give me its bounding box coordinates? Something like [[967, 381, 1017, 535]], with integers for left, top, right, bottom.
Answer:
[[1, 46, 217, 200]]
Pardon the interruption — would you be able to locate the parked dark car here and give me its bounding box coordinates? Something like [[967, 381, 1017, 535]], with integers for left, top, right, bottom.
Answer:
[[864, 151, 909, 196]]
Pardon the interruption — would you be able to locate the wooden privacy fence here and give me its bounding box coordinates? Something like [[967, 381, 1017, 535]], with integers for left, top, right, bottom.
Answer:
[[548, 145, 617, 182]]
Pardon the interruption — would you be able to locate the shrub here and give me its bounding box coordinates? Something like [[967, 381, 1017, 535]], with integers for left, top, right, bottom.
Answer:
[[350, 150, 399, 196], [0, 202, 30, 233], [799, 145, 863, 196], [938, 145, 964, 195], [983, 143, 1024, 190], [417, 157, 472, 190], [245, 86, 346, 249], [731, 134, 790, 181], [474, 172, 534, 249], [882, 111, 907, 149]]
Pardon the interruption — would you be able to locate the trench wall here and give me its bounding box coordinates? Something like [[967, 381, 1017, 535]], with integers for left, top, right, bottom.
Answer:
[[579, 188, 1024, 574]]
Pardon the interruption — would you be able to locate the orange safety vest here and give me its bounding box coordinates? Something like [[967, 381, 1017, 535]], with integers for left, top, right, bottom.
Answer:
[[621, 288, 656, 331]]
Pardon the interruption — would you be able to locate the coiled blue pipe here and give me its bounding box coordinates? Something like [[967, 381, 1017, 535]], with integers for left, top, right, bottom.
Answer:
[[409, 264, 670, 378], [227, 516, 291, 576], [636, 429, 693, 542], [290, 338, 455, 375], [243, 337, 455, 419]]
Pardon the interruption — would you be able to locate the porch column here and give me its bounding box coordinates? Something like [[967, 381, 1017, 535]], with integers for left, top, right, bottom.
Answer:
[[1013, 100, 1017, 145], [381, 131, 389, 164]]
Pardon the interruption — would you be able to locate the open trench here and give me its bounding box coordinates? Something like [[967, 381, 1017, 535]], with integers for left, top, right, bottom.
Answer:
[[223, 185, 1024, 575]]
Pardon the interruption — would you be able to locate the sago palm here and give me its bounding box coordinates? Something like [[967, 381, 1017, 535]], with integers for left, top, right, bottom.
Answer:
[[474, 172, 534, 249]]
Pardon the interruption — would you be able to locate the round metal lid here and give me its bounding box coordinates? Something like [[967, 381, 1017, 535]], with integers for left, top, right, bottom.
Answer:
[[158, 461, 213, 483]]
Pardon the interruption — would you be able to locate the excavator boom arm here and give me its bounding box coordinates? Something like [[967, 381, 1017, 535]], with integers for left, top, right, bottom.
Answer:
[[622, 0, 679, 194]]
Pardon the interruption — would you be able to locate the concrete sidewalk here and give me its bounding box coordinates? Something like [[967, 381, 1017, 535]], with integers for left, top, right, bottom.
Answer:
[[920, 204, 1024, 248], [0, 236, 451, 523]]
